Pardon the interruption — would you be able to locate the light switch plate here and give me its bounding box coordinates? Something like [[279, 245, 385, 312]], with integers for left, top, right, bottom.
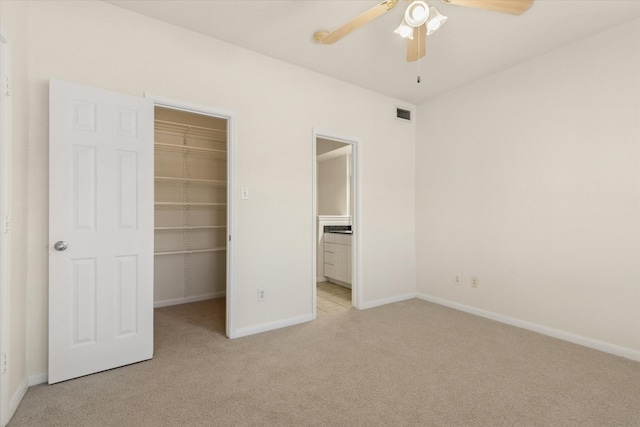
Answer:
[[241, 186, 249, 200]]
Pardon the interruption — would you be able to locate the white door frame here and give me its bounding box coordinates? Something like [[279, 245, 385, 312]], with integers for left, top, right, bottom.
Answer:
[[0, 29, 11, 427], [312, 129, 363, 316], [144, 94, 237, 338]]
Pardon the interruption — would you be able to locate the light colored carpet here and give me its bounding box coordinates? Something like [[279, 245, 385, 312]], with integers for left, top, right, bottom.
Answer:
[[8, 298, 640, 426]]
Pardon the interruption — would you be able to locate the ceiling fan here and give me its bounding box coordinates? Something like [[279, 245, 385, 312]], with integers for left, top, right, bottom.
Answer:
[[313, 0, 534, 63]]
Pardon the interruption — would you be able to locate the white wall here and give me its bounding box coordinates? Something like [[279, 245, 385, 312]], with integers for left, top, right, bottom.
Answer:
[[0, 0, 30, 411], [416, 18, 640, 355], [318, 154, 349, 216], [7, 0, 416, 378]]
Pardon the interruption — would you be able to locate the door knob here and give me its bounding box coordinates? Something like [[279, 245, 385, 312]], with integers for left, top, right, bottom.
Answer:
[[53, 241, 68, 252]]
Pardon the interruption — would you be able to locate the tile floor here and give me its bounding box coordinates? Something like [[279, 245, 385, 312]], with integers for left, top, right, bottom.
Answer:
[[317, 281, 352, 316]]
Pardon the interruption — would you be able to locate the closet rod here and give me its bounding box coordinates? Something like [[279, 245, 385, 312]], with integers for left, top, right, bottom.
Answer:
[[156, 132, 226, 143], [155, 202, 227, 207], [154, 247, 227, 256], [154, 142, 226, 157], [154, 176, 226, 186], [155, 226, 227, 230]]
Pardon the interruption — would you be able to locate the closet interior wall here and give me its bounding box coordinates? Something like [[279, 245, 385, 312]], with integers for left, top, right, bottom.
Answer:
[[153, 107, 227, 307]]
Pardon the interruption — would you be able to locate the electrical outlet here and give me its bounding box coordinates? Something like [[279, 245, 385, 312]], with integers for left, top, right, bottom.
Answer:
[[471, 277, 478, 288], [454, 275, 461, 286], [258, 288, 266, 302]]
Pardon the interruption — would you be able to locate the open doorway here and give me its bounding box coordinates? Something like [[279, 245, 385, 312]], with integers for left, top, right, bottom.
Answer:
[[148, 95, 236, 338], [312, 130, 361, 318]]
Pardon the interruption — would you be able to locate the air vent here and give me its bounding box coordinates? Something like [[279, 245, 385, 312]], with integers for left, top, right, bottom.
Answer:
[[396, 107, 412, 122]]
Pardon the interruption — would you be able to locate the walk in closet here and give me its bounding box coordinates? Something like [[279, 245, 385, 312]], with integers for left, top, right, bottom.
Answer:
[[153, 107, 227, 307]]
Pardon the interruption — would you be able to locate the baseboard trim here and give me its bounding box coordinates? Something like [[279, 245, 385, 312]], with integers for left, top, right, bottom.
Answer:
[[8, 376, 28, 423], [231, 313, 314, 339], [416, 293, 640, 362], [27, 372, 47, 386], [154, 292, 225, 308], [359, 292, 416, 310], [326, 278, 351, 289]]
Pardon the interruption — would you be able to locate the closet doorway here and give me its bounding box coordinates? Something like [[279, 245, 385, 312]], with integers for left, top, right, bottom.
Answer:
[[150, 98, 236, 337], [312, 130, 361, 318]]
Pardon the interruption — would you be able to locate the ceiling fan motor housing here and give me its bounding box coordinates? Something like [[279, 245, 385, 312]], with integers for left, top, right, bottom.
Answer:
[[405, 1, 430, 27]]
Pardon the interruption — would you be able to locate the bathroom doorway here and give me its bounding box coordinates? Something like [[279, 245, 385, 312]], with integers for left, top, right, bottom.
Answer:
[[312, 130, 361, 318]]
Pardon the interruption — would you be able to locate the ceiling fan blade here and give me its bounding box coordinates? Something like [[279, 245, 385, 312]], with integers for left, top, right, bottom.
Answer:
[[407, 24, 426, 62], [314, 0, 401, 44], [443, 0, 534, 15]]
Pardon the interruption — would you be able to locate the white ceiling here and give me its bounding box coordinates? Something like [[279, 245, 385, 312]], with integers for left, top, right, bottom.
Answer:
[[105, 0, 640, 105]]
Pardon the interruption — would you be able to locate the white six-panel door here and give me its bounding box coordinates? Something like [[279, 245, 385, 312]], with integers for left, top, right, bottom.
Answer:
[[49, 79, 154, 384]]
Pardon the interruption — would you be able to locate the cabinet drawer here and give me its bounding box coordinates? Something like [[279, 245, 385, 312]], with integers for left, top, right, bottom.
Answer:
[[323, 233, 335, 243], [334, 234, 352, 246], [324, 251, 335, 265], [324, 242, 335, 253]]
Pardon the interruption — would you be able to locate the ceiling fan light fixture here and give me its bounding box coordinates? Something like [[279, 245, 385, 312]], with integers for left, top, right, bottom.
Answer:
[[404, 1, 430, 27], [394, 19, 414, 39], [426, 6, 448, 35]]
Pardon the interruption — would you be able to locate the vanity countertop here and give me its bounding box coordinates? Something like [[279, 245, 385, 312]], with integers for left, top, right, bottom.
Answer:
[[324, 225, 352, 235]]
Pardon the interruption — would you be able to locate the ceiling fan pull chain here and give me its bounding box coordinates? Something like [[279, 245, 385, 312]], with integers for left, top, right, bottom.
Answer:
[[417, 36, 422, 83]]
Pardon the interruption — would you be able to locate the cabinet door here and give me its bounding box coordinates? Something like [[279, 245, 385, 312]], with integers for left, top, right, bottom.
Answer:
[[324, 263, 335, 280], [334, 244, 348, 282], [323, 249, 335, 280]]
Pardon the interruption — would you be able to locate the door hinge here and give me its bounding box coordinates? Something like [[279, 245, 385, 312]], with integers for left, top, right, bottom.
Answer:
[[2, 353, 7, 374], [3, 76, 10, 96], [2, 215, 10, 233]]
